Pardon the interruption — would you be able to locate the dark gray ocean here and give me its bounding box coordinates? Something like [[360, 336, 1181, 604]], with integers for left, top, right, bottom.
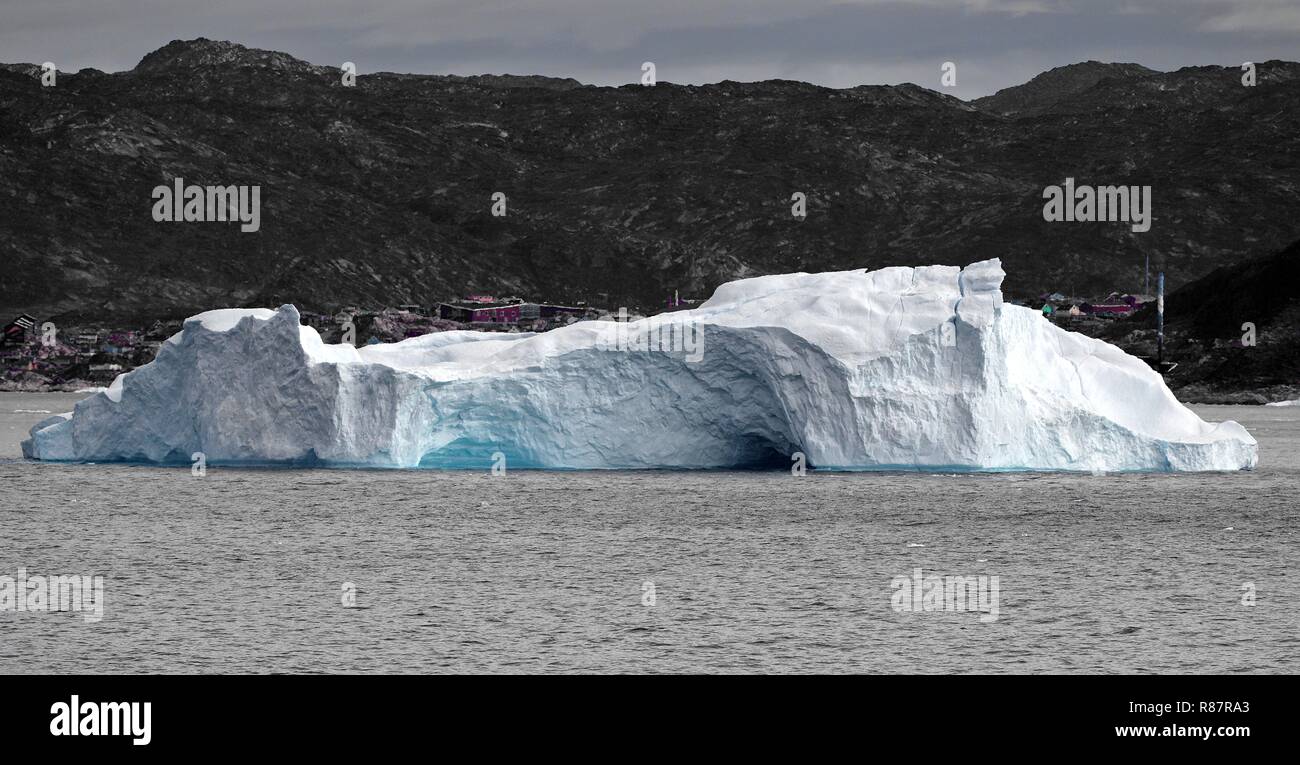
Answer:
[[1, 392, 1296, 673]]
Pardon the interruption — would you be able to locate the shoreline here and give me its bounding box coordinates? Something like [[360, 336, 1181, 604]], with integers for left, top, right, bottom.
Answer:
[[0, 383, 108, 394]]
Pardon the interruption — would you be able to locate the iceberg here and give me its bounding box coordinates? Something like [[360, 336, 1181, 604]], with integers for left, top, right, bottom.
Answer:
[[22, 259, 1257, 471]]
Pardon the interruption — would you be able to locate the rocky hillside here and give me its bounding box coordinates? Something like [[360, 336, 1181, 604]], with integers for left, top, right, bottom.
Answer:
[[970, 61, 1158, 116], [1099, 238, 1300, 403], [2, 39, 1299, 322]]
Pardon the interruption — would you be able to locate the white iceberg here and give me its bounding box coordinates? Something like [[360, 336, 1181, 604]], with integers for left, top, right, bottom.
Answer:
[[22, 259, 1257, 471]]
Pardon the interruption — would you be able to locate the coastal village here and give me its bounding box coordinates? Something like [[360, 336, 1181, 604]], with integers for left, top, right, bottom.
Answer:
[[1025, 290, 1151, 324], [2, 286, 1145, 392], [0, 294, 700, 391], [1, 295, 608, 390]]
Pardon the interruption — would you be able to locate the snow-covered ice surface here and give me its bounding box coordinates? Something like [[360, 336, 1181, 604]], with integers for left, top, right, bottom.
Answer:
[[1265, 400, 1300, 407], [22, 259, 1257, 471]]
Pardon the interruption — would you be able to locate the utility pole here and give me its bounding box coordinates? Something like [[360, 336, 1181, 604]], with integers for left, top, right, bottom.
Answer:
[[1156, 272, 1165, 368]]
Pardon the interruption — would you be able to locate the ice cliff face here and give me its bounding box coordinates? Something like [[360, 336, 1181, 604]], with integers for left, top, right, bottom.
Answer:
[[22, 259, 1257, 471]]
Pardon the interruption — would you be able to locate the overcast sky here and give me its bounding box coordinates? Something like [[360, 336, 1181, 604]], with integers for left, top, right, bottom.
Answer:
[[2, 0, 1297, 99]]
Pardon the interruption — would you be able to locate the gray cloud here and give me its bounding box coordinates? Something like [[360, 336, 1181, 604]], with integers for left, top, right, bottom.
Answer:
[[1, 0, 1296, 97]]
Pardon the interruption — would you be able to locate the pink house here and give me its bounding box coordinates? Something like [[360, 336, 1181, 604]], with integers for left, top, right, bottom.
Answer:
[[470, 306, 522, 324]]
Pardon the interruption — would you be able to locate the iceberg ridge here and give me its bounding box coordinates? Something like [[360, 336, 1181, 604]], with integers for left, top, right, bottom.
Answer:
[[21, 259, 1258, 471]]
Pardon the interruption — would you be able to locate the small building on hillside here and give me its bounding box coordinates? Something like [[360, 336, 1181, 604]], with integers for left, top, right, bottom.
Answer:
[[87, 363, 123, 382], [538, 304, 589, 321], [300, 311, 333, 329], [436, 303, 475, 323], [2, 314, 37, 347], [1079, 302, 1136, 317], [470, 305, 522, 325], [438, 301, 592, 327]]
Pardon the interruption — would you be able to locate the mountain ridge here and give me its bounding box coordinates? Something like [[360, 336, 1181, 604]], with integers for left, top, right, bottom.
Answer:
[[971, 61, 1159, 116], [3, 39, 1299, 322]]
